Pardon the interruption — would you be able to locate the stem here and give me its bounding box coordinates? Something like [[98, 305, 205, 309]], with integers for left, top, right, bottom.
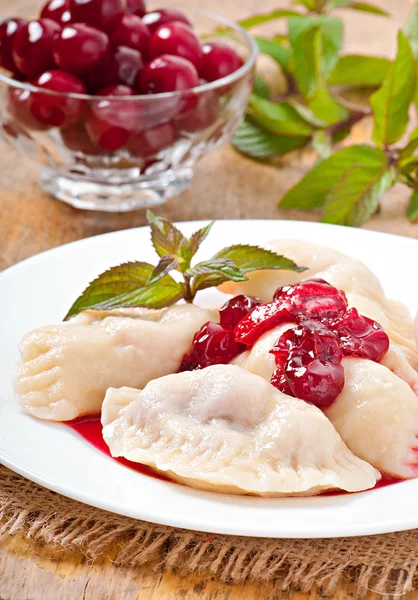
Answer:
[[327, 110, 371, 137], [183, 275, 194, 303]]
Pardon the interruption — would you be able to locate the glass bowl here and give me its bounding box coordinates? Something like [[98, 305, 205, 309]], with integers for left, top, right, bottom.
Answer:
[[0, 8, 257, 212]]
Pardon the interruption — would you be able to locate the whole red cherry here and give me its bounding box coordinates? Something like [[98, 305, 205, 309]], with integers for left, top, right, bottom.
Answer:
[[138, 54, 199, 94], [12, 19, 61, 79], [199, 42, 243, 82], [149, 21, 202, 69], [0, 18, 28, 73], [69, 0, 127, 32], [128, 122, 176, 158], [60, 120, 99, 154], [41, 0, 72, 25], [30, 70, 86, 128], [86, 84, 142, 152], [8, 87, 49, 130], [87, 46, 144, 92], [142, 8, 191, 34], [111, 14, 150, 57], [126, 0, 146, 17], [53, 24, 110, 75]]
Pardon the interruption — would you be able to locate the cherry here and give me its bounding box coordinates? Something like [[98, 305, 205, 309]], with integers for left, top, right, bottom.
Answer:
[[53, 24, 110, 76], [270, 321, 345, 409], [142, 8, 191, 34], [41, 0, 72, 25], [128, 122, 176, 158], [330, 308, 389, 362], [181, 322, 243, 370], [219, 294, 263, 330], [60, 119, 99, 154], [30, 70, 86, 128], [69, 0, 127, 32], [174, 90, 219, 133], [199, 42, 243, 83], [12, 19, 61, 79], [111, 14, 150, 57], [87, 45, 143, 92], [235, 279, 348, 345], [126, 0, 146, 17], [86, 84, 142, 152], [0, 18, 28, 73], [8, 87, 49, 130], [149, 22, 202, 69], [138, 54, 199, 94]]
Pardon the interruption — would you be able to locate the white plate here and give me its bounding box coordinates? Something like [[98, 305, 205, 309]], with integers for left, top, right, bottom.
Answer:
[[1, 220, 418, 539]]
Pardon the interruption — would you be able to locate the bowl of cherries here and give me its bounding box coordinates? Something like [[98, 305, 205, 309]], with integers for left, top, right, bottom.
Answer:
[[0, 1, 256, 211]]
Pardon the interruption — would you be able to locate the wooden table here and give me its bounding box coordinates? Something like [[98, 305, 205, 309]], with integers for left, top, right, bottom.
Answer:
[[1, 0, 418, 598]]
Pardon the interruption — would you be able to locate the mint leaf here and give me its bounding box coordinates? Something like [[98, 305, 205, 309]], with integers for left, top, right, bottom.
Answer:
[[64, 261, 178, 319], [86, 278, 184, 311], [248, 95, 313, 136], [312, 130, 332, 160], [236, 9, 301, 29], [328, 55, 390, 87], [407, 191, 418, 222], [147, 255, 182, 285], [404, 4, 418, 58], [289, 15, 342, 98], [255, 37, 293, 72], [322, 165, 392, 226], [288, 101, 329, 127], [398, 155, 418, 176], [370, 32, 416, 147], [327, 0, 389, 15], [308, 87, 349, 125], [189, 259, 248, 295], [279, 145, 388, 210], [253, 74, 270, 99], [232, 119, 309, 158], [146, 210, 186, 258], [177, 221, 214, 272], [213, 244, 306, 273], [399, 126, 418, 160]]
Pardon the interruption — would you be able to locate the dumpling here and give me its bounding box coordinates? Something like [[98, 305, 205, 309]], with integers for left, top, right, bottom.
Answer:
[[102, 364, 378, 496], [232, 330, 418, 478], [325, 358, 418, 479], [219, 240, 417, 369], [14, 304, 215, 422]]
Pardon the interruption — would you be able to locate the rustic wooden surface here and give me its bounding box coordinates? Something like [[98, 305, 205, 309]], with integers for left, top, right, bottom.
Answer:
[[1, 0, 418, 598]]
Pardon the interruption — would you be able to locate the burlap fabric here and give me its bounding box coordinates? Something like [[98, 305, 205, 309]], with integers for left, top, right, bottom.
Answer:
[[1, 464, 418, 598]]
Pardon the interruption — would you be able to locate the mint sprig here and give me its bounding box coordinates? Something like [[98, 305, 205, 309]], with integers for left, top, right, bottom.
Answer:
[[230, 1, 418, 227], [64, 212, 306, 320]]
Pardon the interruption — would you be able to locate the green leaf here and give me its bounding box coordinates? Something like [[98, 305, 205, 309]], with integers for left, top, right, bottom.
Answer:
[[255, 37, 293, 72], [404, 4, 418, 58], [287, 101, 329, 127], [312, 130, 332, 159], [147, 255, 182, 285], [236, 9, 301, 29], [328, 55, 390, 87], [326, 0, 389, 15], [64, 262, 183, 319], [86, 278, 184, 311], [322, 165, 392, 226], [407, 190, 418, 222], [146, 210, 186, 259], [293, 0, 315, 9], [370, 31, 416, 147], [189, 259, 248, 295], [232, 119, 309, 158], [179, 221, 214, 267], [248, 95, 313, 136], [279, 145, 388, 210], [289, 15, 342, 99], [398, 155, 418, 175], [399, 126, 418, 160], [253, 74, 270, 99], [308, 87, 349, 125], [212, 244, 306, 273]]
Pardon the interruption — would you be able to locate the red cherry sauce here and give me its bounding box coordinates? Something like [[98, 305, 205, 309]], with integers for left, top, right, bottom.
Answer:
[[66, 415, 168, 482]]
